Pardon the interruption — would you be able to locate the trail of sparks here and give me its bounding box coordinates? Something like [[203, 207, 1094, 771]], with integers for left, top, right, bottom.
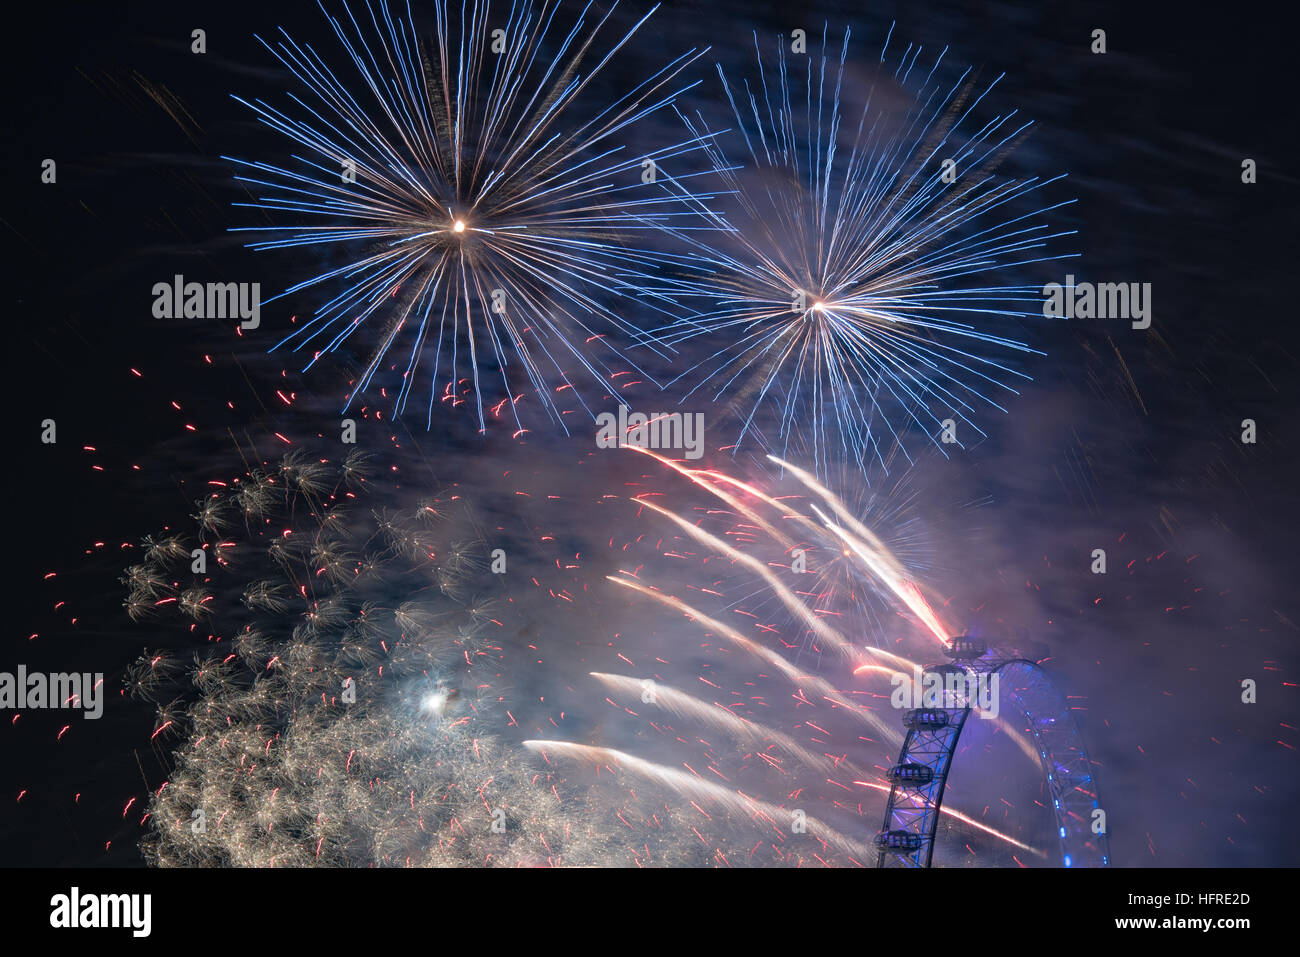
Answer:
[[591, 672, 849, 776], [525, 740, 877, 861], [770, 453, 951, 647], [606, 573, 902, 745], [852, 780, 1046, 857]]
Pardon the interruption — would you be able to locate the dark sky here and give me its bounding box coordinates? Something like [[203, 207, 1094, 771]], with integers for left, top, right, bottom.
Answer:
[[3, 0, 1296, 867]]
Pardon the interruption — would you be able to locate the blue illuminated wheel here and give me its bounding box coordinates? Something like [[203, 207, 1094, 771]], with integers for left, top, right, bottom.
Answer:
[[875, 645, 1110, 868]]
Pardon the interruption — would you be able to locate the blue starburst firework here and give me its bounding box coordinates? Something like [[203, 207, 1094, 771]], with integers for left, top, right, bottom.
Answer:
[[654, 24, 1077, 477], [225, 0, 714, 434]]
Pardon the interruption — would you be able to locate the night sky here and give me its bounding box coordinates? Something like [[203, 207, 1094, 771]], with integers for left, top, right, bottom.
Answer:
[[4, 0, 1296, 868]]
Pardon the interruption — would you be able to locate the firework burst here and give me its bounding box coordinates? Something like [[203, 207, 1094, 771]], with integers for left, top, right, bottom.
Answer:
[[126, 449, 554, 865], [227, 0, 716, 435], [654, 24, 1076, 476], [124, 443, 757, 866]]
